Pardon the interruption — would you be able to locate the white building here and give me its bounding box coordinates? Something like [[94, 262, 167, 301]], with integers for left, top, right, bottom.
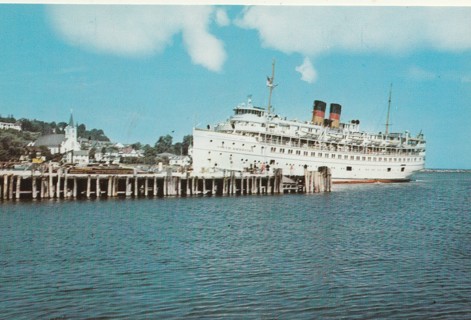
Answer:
[[169, 155, 191, 167], [0, 121, 22, 131], [69, 150, 89, 165], [32, 113, 84, 163]]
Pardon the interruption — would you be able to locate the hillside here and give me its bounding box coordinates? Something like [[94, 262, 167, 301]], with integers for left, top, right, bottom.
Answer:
[[0, 116, 110, 161]]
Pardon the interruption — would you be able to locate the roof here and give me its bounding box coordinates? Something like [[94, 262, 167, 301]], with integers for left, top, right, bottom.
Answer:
[[73, 150, 89, 156], [34, 134, 66, 147]]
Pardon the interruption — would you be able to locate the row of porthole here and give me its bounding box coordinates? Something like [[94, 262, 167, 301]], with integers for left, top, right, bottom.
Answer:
[[268, 147, 422, 162]]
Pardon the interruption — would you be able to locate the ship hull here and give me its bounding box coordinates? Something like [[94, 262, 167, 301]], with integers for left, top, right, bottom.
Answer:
[[192, 128, 424, 182]]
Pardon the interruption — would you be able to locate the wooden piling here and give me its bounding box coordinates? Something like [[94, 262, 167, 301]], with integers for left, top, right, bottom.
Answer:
[[3, 174, 7, 200], [48, 165, 53, 199], [15, 176, 21, 200], [32, 176, 37, 199], [86, 175, 91, 199], [73, 177, 77, 198], [96, 175, 101, 198], [63, 175, 68, 199], [153, 176, 158, 196], [0, 165, 332, 202], [8, 175, 14, 199]]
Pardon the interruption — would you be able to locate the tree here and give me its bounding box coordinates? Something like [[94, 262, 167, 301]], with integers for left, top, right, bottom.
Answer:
[[172, 142, 183, 155], [143, 144, 157, 164], [0, 130, 33, 161], [131, 142, 142, 150], [57, 122, 68, 132], [154, 134, 173, 154], [77, 123, 86, 137], [182, 135, 193, 155]]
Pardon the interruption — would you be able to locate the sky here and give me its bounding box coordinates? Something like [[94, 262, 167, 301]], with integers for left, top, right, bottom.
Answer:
[[0, 4, 470, 169]]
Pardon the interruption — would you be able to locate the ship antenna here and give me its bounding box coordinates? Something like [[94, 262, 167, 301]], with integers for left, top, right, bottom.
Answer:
[[385, 83, 392, 135], [267, 59, 277, 114]]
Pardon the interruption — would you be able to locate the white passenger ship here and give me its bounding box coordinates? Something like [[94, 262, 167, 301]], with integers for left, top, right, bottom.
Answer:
[[192, 63, 426, 182]]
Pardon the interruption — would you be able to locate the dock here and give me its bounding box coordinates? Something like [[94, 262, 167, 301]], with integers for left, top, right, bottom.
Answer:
[[0, 166, 331, 201]]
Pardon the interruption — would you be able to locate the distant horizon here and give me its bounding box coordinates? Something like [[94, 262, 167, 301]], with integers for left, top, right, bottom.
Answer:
[[1, 4, 470, 169]]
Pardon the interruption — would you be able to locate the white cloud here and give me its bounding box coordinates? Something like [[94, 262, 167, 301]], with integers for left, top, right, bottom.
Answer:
[[48, 5, 226, 72], [215, 8, 230, 27], [236, 7, 471, 56], [295, 57, 317, 83]]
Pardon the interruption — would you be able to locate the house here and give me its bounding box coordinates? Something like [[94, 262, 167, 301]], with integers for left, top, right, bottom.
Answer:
[[119, 146, 142, 159], [32, 113, 82, 162], [169, 155, 191, 167], [0, 121, 22, 131], [68, 150, 89, 165]]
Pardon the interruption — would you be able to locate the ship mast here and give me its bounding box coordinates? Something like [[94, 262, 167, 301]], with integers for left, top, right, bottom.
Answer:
[[267, 59, 276, 114], [385, 83, 392, 135]]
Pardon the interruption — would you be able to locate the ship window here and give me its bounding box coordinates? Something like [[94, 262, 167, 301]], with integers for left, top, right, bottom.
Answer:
[[362, 157, 366, 161], [311, 152, 315, 157], [356, 156, 360, 160], [304, 151, 308, 156], [331, 154, 335, 159], [344, 155, 348, 160], [401, 167, 405, 172], [350, 156, 354, 160], [210, 140, 213, 142], [387, 168, 391, 172], [347, 166, 352, 171], [319, 153, 322, 157], [296, 150, 301, 155], [368, 157, 371, 161], [325, 154, 329, 158]]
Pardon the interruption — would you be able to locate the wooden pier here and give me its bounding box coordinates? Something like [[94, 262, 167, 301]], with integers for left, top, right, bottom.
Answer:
[[0, 166, 331, 201]]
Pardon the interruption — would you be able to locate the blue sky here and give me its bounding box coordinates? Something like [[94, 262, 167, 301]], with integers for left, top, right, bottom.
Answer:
[[0, 4, 470, 169]]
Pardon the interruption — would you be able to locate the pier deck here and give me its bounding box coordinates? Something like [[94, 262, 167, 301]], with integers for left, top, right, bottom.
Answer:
[[0, 167, 331, 201]]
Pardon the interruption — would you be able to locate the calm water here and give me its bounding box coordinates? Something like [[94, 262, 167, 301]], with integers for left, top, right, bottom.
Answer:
[[1, 172, 470, 319]]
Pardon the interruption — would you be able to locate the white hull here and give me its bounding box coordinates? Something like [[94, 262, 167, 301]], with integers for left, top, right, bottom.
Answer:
[[192, 129, 425, 182]]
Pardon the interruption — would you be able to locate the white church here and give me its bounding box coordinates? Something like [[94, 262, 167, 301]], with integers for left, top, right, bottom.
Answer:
[[32, 113, 89, 164]]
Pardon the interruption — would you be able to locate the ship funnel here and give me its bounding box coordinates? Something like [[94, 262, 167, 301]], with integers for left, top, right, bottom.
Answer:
[[312, 100, 326, 126], [329, 103, 342, 128]]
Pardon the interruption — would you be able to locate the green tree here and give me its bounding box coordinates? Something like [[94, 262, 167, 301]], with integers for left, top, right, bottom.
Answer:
[[77, 123, 86, 137], [154, 135, 173, 154], [143, 144, 157, 164], [131, 142, 142, 150], [182, 135, 193, 155], [0, 130, 31, 161]]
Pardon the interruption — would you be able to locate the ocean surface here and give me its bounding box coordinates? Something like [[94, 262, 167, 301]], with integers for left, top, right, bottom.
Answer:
[[1, 172, 470, 319]]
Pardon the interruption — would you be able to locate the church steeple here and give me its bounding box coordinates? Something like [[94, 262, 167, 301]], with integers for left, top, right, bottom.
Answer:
[[68, 110, 74, 127]]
